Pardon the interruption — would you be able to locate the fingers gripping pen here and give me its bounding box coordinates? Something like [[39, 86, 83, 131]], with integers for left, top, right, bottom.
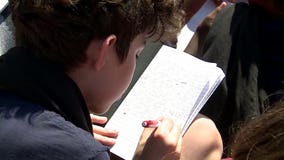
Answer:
[[142, 120, 160, 128]]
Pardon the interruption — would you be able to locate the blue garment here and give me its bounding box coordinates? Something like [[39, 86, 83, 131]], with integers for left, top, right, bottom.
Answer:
[[0, 47, 110, 159], [0, 92, 109, 159]]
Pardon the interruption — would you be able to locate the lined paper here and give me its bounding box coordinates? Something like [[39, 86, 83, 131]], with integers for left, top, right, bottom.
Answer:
[[105, 45, 224, 160]]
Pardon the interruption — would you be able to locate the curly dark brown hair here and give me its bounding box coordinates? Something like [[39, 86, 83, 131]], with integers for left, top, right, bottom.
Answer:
[[9, 0, 185, 70], [229, 101, 284, 160]]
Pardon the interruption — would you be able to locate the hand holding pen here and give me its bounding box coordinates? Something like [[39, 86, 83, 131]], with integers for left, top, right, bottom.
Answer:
[[134, 117, 182, 160]]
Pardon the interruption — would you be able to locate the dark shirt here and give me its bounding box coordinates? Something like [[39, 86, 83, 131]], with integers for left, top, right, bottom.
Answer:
[[198, 3, 284, 151], [0, 47, 110, 159]]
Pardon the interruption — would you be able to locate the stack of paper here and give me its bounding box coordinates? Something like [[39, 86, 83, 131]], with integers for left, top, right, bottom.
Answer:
[[105, 45, 225, 160]]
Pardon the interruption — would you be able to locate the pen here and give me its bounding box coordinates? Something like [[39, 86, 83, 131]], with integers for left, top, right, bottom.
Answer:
[[142, 120, 160, 128]]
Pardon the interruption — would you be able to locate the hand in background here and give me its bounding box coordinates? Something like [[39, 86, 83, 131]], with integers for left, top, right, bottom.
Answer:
[[90, 114, 119, 147], [184, 2, 227, 57], [196, 1, 227, 41], [184, 0, 226, 23]]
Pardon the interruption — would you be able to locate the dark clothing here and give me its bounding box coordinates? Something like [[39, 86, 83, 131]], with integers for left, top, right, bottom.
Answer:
[[198, 3, 284, 151], [0, 47, 110, 159]]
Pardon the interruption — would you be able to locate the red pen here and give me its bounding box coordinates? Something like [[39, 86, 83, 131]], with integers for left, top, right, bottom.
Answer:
[[142, 120, 160, 128]]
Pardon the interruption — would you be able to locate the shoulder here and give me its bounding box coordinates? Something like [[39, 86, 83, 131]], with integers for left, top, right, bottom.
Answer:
[[186, 114, 223, 147], [181, 114, 223, 160], [0, 93, 109, 160]]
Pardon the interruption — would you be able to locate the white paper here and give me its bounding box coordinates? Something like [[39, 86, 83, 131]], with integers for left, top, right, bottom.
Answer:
[[0, 0, 8, 13], [176, 0, 216, 51], [105, 45, 224, 160]]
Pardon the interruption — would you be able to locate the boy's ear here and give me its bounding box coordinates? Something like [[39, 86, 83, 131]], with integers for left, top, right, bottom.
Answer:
[[95, 35, 117, 71]]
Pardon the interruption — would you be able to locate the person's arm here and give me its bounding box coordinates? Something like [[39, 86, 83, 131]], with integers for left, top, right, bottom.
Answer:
[[134, 115, 223, 160], [181, 114, 223, 160]]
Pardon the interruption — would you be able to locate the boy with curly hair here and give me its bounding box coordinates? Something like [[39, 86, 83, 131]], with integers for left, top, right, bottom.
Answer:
[[0, 0, 223, 159]]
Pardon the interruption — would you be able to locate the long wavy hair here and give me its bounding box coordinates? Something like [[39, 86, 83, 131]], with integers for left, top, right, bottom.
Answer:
[[229, 101, 284, 160]]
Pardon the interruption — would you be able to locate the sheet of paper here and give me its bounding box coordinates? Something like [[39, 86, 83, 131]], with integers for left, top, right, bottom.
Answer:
[[105, 45, 224, 160], [0, 0, 8, 13], [176, 0, 217, 51]]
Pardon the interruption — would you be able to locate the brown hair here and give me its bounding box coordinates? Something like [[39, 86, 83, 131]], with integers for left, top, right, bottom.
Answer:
[[229, 101, 284, 160], [9, 0, 185, 70]]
